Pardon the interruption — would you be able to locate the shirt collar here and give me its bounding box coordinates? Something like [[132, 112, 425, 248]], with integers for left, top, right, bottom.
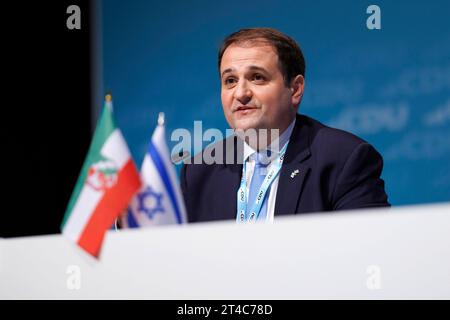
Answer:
[[243, 118, 296, 162]]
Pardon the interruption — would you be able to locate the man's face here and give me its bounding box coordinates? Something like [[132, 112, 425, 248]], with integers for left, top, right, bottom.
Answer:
[[220, 43, 300, 133]]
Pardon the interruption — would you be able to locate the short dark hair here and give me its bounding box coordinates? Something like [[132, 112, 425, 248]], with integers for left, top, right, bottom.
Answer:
[[218, 28, 306, 86]]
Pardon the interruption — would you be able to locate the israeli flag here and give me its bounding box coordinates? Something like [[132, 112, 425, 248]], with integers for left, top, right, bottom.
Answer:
[[122, 113, 187, 227]]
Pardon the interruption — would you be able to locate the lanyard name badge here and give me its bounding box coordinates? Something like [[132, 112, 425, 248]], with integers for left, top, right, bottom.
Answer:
[[236, 142, 289, 223]]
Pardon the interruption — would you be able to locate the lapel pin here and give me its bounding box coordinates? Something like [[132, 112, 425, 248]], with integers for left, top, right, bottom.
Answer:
[[290, 169, 300, 178]]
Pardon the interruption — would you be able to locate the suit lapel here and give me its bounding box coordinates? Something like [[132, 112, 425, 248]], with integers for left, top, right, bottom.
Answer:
[[275, 115, 311, 216], [218, 135, 244, 220], [219, 162, 242, 220]]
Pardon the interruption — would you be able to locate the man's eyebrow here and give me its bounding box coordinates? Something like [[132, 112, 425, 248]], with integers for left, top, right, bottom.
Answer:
[[221, 65, 269, 78], [221, 68, 234, 78], [247, 65, 268, 73]]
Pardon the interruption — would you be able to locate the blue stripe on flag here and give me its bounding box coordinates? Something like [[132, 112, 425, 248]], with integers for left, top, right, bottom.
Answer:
[[127, 208, 139, 228], [148, 141, 183, 224]]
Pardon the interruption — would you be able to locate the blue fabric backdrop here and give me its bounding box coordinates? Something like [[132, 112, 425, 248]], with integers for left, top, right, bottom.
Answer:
[[101, 0, 450, 206]]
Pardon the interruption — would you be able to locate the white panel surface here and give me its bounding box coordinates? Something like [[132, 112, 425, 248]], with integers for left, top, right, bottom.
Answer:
[[1, 203, 449, 299]]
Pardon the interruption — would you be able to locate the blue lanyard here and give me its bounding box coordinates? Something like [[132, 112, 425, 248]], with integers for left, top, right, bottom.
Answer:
[[236, 142, 289, 223]]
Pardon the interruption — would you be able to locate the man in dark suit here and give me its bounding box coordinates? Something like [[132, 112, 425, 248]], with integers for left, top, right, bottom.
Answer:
[[181, 28, 389, 223]]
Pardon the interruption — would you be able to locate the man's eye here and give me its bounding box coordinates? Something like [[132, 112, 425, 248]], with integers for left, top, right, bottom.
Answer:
[[252, 74, 266, 82], [224, 78, 237, 85]]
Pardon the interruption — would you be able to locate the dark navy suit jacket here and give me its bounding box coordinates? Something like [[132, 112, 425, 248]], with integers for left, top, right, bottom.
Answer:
[[180, 114, 390, 223]]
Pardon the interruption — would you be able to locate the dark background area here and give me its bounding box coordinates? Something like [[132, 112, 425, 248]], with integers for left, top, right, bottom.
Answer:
[[2, 1, 92, 237]]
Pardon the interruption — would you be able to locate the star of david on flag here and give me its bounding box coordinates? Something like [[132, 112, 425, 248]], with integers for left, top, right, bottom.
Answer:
[[121, 113, 187, 227]]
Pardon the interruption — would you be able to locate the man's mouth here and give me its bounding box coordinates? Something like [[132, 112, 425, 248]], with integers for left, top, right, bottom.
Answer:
[[234, 105, 258, 113]]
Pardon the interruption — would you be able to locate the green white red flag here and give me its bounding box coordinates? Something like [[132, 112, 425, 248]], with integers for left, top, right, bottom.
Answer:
[[61, 95, 141, 257]]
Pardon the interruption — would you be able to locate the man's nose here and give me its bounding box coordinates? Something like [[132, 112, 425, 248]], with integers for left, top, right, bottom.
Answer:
[[233, 80, 252, 105]]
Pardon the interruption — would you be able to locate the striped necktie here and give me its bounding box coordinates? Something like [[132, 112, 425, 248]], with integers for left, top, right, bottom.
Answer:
[[247, 151, 271, 220]]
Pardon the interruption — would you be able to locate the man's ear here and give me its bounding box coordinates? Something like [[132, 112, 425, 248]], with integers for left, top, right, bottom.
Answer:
[[290, 75, 305, 107]]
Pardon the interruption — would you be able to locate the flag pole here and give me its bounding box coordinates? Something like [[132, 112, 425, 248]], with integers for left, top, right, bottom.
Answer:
[[158, 112, 165, 126], [105, 93, 113, 111]]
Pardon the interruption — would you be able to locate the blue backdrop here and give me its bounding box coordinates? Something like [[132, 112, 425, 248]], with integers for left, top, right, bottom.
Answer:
[[101, 0, 450, 206]]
